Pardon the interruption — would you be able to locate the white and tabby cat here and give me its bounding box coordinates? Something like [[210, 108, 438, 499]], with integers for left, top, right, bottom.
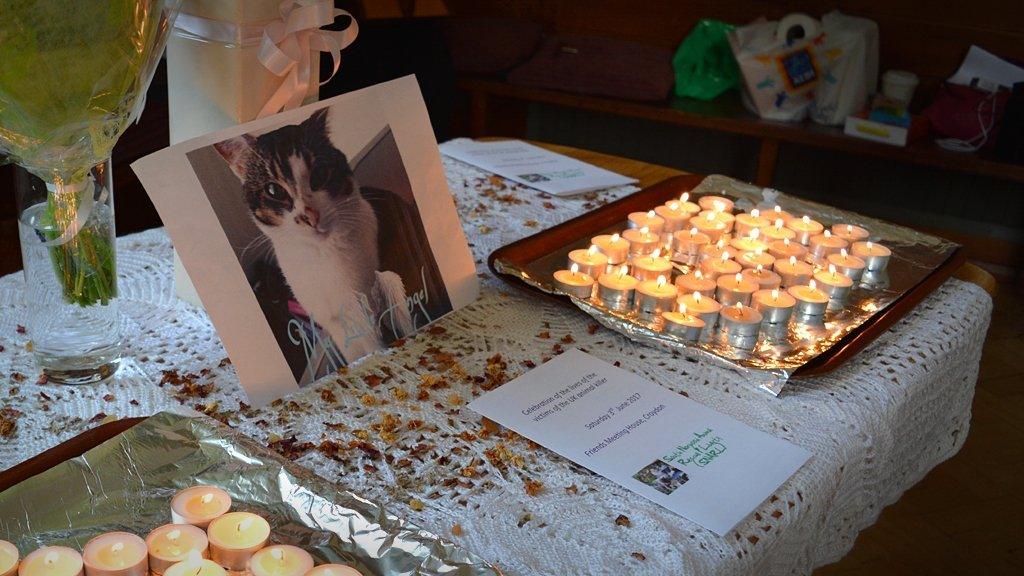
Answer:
[[214, 109, 411, 362]]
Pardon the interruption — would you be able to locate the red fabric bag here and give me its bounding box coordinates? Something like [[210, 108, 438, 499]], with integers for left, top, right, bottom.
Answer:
[[923, 82, 1010, 148]]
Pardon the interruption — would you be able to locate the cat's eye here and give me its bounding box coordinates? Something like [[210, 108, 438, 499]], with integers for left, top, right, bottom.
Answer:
[[265, 182, 287, 200]]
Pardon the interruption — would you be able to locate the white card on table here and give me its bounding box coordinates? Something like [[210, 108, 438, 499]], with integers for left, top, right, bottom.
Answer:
[[439, 139, 637, 196], [469, 349, 811, 535], [132, 76, 478, 406]]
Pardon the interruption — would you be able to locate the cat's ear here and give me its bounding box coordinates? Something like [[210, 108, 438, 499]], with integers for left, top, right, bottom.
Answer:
[[304, 108, 331, 136], [213, 135, 255, 180]]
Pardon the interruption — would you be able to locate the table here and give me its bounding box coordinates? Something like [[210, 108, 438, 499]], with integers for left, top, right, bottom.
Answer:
[[0, 144, 993, 575]]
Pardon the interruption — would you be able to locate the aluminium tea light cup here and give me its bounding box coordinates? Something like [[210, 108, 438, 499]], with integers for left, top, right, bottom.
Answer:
[[720, 302, 763, 348], [729, 228, 768, 254], [831, 223, 870, 243], [591, 233, 630, 265], [761, 218, 797, 242], [170, 486, 232, 529], [715, 272, 758, 307], [630, 249, 673, 282], [813, 264, 854, 307], [768, 237, 807, 260], [690, 211, 728, 243], [597, 265, 638, 312], [662, 302, 705, 341], [698, 209, 735, 233], [145, 525, 209, 575], [827, 249, 866, 282], [697, 194, 734, 214], [738, 248, 775, 271], [655, 202, 692, 234], [700, 252, 742, 281], [674, 269, 715, 298], [741, 265, 782, 290], [634, 275, 678, 322], [677, 291, 722, 331], [621, 226, 661, 256], [247, 546, 314, 576], [753, 288, 796, 325], [1, 541, 19, 576], [671, 227, 710, 264], [553, 264, 595, 298], [734, 209, 770, 236], [163, 552, 224, 576], [775, 256, 813, 288], [82, 533, 148, 576], [566, 245, 608, 278], [785, 215, 824, 245], [807, 230, 849, 263], [627, 210, 666, 235], [18, 548, 83, 576], [788, 280, 830, 320], [207, 512, 271, 571], [306, 566, 363, 576], [851, 241, 892, 272]]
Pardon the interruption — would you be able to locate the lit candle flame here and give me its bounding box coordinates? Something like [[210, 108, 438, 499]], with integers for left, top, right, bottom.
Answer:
[[824, 229, 832, 238], [44, 552, 59, 566], [809, 279, 817, 290], [829, 263, 837, 278], [570, 263, 580, 275], [771, 288, 779, 301], [167, 529, 181, 541], [774, 205, 783, 213], [657, 275, 666, 287], [680, 192, 690, 203], [734, 302, 742, 310], [783, 237, 791, 246], [841, 248, 848, 258], [750, 228, 760, 239], [651, 248, 661, 259], [866, 241, 874, 250], [679, 302, 688, 314], [846, 224, 854, 233], [734, 272, 742, 283], [694, 270, 703, 279], [587, 244, 598, 256], [618, 265, 628, 278], [689, 226, 698, 237], [751, 208, 760, 218], [756, 264, 764, 272], [270, 548, 285, 563], [238, 518, 253, 532], [754, 247, 764, 255], [713, 200, 725, 212], [802, 215, 811, 225], [669, 201, 679, 210], [641, 226, 650, 235], [646, 209, 656, 218], [611, 233, 620, 242], [789, 256, 797, 266], [775, 218, 784, 229], [201, 493, 214, 505], [693, 291, 702, 302], [110, 543, 124, 555], [185, 550, 203, 576], [721, 251, 730, 261], [705, 212, 715, 222], [716, 238, 725, 249]]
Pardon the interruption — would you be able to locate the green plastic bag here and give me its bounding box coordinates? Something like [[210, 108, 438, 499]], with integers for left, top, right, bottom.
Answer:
[[672, 19, 739, 100]]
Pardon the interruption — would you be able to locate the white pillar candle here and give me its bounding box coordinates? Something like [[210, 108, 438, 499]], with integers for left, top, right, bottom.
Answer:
[[775, 255, 813, 288], [738, 248, 775, 271], [813, 264, 854, 306], [566, 245, 609, 278], [677, 290, 722, 330], [635, 275, 678, 321], [788, 280, 830, 319], [247, 546, 314, 576], [597, 265, 639, 312], [146, 525, 209, 575], [305, 565, 363, 576], [735, 209, 770, 236], [621, 226, 661, 256], [768, 237, 807, 260], [655, 202, 692, 234], [631, 249, 673, 282], [674, 269, 716, 298], [720, 302, 762, 347], [207, 512, 271, 571], [690, 210, 728, 243], [662, 302, 705, 341], [698, 194, 734, 213], [741, 265, 782, 291], [627, 210, 666, 235], [700, 252, 742, 281], [1, 541, 19, 576], [760, 218, 797, 242], [163, 552, 224, 576], [18, 548, 83, 576], [82, 533, 148, 576], [715, 272, 758, 307], [785, 215, 824, 245], [827, 249, 866, 281], [170, 486, 232, 529], [671, 227, 710, 264], [831, 223, 870, 243], [807, 230, 849, 263], [752, 288, 795, 325], [591, 233, 630, 265], [553, 264, 595, 298], [851, 241, 892, 271], [698, 209, 735, 233], [729, 228, 769, 254]]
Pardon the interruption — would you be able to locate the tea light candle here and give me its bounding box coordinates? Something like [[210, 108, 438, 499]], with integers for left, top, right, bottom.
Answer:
[[553, 264, 595, 298], [621, 226, 661, 256], [627, 210, 665, 235], [729, 228, 768, 254], [662, 303, 705, 341], [759, 204, 793, 222], [698, 209, 735, 233], [671, 227, 710, 264], [674, 269, 715, 297], [690, 211, 728, 243], [18, 548, 83, 576], [698, 194, 734, 214], [761, 218, 797, 242], [655, 202, 692, 233], [170, 486, 232, 529], [720, 302, 762, 346], [715, 272, 758, 307], [775, 255, 813, 288], [591, 233, 630, 265], [738, 248, 775, 270], [631, 249, 673, 282], [566, 245, 608, 278], [735, 209, 770, 236], [851, 241, 892, 272], [163, 552, 224, 576], [813, 264, 854, 306], [768, 237, 807, 260], [827, 249, 866, 281], [785, 215, 824, 245], [247, 546, 313, 576], [700, 252, 742, 281], [752, 288, 795, 325], [831, 223, 870, 243], [698, 238, 729, 263], [670, 192, 702, 216], [1, 541, 19, 576], [788, 280, 830, 319], [741, 265, 782, 290], [146, 525, 209, 575], [207, 512, 271, 571], [597, 265, 638, 311], [677, 290, 722, 329], [635, 275, 678, 321], [807, 230, 849, 263], [305, 565, 363, 576], [82, 533, 148, 576]]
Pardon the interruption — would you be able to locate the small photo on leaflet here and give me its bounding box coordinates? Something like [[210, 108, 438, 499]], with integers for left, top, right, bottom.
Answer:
[[633, 459, 690, 495], [185, 107, 452, 386]]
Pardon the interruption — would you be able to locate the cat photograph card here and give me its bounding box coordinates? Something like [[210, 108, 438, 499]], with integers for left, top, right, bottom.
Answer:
[[132, 76, 478, 406]]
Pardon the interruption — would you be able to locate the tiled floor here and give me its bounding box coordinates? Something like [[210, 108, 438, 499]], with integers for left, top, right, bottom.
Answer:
[[816, 273, 1024, 576]]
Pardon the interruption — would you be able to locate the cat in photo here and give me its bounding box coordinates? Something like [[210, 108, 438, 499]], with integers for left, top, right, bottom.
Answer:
[[214, 108, 413, 363]]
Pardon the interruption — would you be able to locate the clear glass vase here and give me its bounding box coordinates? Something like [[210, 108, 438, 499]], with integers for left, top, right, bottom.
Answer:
[[14, 159, 122, 384]]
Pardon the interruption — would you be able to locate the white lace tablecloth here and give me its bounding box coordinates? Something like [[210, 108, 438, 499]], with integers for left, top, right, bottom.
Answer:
[[0, 153, 992, 575]]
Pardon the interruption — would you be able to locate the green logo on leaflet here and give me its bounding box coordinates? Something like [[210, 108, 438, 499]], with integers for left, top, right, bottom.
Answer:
[[663, 428, 727, 468]]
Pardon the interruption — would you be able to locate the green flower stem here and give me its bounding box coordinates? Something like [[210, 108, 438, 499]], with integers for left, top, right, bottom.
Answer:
[[42, 187, 116, 308]]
